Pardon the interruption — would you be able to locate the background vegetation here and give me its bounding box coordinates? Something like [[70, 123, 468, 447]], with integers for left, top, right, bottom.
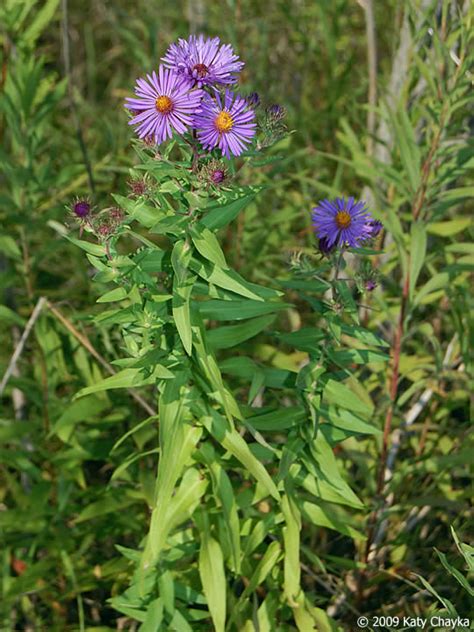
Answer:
[[0, 0, 472, 630]]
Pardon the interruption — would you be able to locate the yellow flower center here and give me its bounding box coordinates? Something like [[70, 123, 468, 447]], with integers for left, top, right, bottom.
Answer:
[[335, 210, 351, 229], [215, 111, 234, 133], [155, 95, 173, 114]]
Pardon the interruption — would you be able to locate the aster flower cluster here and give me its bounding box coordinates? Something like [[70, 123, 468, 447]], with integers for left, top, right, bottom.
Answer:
[[69, 198, 124, 243], [311, 197, 383, 251], [124, 35, 260, 159]]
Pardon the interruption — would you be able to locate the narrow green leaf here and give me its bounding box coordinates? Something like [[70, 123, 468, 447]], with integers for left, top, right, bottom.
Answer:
[[172, 240, 195, 354], [409, 222, 427, 300], [201, 192, 256, 230], [172, 274, 195, 355], [307, 433, 364, 509], [189, 224, 228, 268], [198, 299, 291, 321], [243, 541, 281, 596], [0, 305, 25, 327], [144, 375, 202, 565], [299, 501, 365, 540], [113, 193, 162, 227], [190, 257, 263, 301], [65, 235, 106, 257], [451, 527, 474, 572], [140, 598, 164, 631], [200, 444, 241, 573], [324, 379, 373, 417], [23, 0, 60, 44], [427, 218, 471, 236], [74, 494, 136, 523], [207, 314, 275, 350], [200, 407, 280, 501], [414, 272, 449, 305], [75, 366, 172, 398], [165, 468, 208, 534], [435, 550, 473, 596], [0, 235, 21, 260], [96, 287, 128, 303], [282, 494, 301, 606], [199, 536, 226, 632], [247, 406, 306, 432]]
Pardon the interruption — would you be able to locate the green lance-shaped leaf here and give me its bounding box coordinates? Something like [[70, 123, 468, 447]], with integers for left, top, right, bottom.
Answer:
[[64, 234, 107, 257], [198, 298, 292, 321], [23, 0, 60, 45], [164, 467, 208, 534], [387, 107, 421, 193], [299, 500, 365, 540], [282, 492, 302, 607], [414, 271, 449, 306], [319, 404, 381, 436], [143, 374, 202, 567], [201, 190, 258, 230], [229, 540, 281, 625], [207, 314, 276, 350], [435, 549, 474, 597], [323, 379, 373, 417], [200, 443, 241, 573], [451, 527, 474, 572], [171, 238, 193, 283], [172, 240, 195, 355], [75, 366, 173, 399], [427, 217, 471, 236], [113, 193, 166, 228], [199, 534, 226, 632], [306, 432, 364, 509], [409, 222, 427, 301], [172, 274, 195, 355], [191, 310, 242, 421], [189, 224, 228, 268], [198, 405, 280, 501], [96, 286, 129, 303], [292, 594, 334, 632], [189, 257, 265, 301]]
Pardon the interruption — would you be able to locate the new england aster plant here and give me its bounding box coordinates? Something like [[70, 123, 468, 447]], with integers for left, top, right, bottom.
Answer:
[[65, 34, 387, 631]]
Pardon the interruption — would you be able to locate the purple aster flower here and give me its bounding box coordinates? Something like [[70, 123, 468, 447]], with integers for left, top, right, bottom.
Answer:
[[368, 219, 383, 238], [311, 197, 373, 248], [194, 90, 256, 159], [365, 279, 377, 292], [124, 66, 203, 144], [161, 35, 244, 89]]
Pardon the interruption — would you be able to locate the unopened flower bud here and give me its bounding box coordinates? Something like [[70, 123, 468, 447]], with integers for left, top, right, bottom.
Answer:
[[211, 169, 226, 184], [247, 92, 260, 107], [318, 237, 336, 256], [368, 220, 383, 238], [127, 178, 147, 196], [266, 104, 286, 121], [71, 199, 91, 219]]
